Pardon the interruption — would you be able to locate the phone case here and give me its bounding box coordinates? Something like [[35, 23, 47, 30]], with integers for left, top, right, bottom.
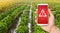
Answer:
[[37, 4, 48, 25]]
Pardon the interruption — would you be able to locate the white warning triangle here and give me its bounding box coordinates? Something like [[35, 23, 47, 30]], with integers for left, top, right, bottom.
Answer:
[[39, 9, 47, 17]]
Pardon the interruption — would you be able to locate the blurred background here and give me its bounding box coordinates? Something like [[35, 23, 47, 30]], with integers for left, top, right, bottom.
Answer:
[[0, 0, 60, 33]]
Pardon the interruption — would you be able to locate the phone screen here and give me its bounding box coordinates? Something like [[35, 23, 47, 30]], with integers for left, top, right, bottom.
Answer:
[[37, 4, 48, 25]]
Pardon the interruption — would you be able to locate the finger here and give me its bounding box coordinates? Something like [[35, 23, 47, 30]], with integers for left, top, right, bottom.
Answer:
[[48, 9, 54, 18], [48, 9, 53, 16], [34, 9, 37, 24], [35, 16, 37, 19], [36, 9, 38, 12]]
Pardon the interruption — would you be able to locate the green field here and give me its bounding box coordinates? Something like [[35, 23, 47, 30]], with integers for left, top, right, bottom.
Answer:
[[0, 0, 60, 33]]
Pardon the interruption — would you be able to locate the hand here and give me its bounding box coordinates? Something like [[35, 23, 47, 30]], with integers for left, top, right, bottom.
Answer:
[[35, 9, 55, 32]]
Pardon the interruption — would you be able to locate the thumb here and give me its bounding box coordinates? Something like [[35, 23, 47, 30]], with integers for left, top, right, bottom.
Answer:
[[48, 9, 54, 19]]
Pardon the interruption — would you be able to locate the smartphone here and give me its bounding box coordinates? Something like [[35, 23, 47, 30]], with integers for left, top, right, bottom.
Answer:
[[37, 4, 48, 25]]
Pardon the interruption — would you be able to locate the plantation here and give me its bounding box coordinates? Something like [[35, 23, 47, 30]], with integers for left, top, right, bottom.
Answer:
[[0, 0, 60, 33]]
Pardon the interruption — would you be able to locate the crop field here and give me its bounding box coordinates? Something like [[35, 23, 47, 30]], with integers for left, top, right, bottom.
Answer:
[[0, 0, 60, 33]]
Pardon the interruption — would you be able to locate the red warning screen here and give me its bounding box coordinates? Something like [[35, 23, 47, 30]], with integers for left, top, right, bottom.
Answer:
[[37, 4, 48, 25]]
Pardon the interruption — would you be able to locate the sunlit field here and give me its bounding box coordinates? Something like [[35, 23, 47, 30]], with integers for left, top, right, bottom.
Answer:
[[0, 0, 60, 33]]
